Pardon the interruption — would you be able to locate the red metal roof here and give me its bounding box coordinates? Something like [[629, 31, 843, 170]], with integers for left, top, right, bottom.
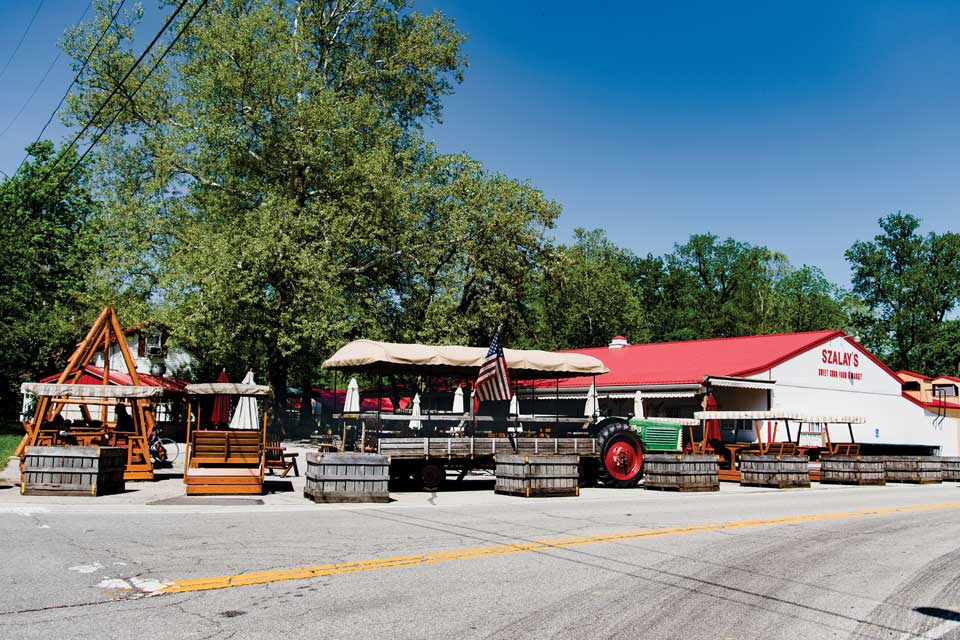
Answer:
[[39, 366, 189, 393], [897, 370, 933, 381], [540, 330, 844, 388]]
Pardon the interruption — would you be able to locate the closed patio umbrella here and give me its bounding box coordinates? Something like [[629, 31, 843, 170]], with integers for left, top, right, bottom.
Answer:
[[509, 393, 519, 416], [410, 393, 422, 431], [210, 369, 231, 427], [633, 389, 645, 419], [584, 382, 599, 418], [344, 377, 360, 414], [452, 386, 464, 414], [229, 371, 259, 430]]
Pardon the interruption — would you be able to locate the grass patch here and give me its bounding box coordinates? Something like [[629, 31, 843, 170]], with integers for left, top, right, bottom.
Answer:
[[0, 433, 21, 469]]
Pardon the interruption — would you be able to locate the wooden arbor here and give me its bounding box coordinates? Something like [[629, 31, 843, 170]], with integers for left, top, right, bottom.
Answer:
[[17, 308, 158, 480], [183, 382, 273, 495]]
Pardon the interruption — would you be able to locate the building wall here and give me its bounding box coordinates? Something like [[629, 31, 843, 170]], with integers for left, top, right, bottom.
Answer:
[[753, 335, 959, 455], [91, 333, 193, 377]]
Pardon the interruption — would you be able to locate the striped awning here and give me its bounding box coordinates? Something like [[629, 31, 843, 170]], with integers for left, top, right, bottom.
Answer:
[[705, 376, 776, 390], [21, 383, 165, 398]]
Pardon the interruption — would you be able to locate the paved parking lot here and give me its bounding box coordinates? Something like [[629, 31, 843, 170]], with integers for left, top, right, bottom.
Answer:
[[1, 451, 959, 639]]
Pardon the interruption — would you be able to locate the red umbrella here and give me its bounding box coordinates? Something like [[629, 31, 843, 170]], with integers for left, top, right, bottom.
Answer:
[[211, 369, 231, 427]]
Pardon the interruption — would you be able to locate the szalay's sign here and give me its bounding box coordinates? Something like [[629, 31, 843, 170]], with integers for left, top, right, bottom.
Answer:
[[817, 349, 863, 381]]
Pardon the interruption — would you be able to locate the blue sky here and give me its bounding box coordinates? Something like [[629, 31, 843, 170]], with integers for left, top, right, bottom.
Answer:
[[1, 1, 958, 285]]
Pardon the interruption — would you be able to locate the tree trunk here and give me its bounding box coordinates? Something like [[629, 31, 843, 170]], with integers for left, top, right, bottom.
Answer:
[[299, 370, 314, 436], [268, 347, 288, 429]]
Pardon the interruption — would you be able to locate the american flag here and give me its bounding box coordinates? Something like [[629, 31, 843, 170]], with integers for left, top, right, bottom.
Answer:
[[474, 328, 511, 402]]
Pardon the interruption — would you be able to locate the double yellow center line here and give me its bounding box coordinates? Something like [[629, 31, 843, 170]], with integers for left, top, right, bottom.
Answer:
[[157, 501, 960, 594]]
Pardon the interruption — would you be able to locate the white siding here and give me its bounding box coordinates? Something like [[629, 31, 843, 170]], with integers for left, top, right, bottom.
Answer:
[[752, 336, 959, 455]]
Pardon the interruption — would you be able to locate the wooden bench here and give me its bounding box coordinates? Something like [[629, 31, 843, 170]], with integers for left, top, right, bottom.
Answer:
[[186, 429, 264, 495], [830, 443, 860, 456], [189, 430, 262, 464]]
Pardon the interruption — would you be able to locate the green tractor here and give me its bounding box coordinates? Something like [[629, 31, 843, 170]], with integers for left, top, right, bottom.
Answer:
[[592, 417, 684, 487]]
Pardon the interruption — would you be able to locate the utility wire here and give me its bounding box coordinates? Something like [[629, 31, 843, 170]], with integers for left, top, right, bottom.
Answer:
[[15, 0, 126, 173], [0, 52, 62, 139], [34, 0, 191, 190], [0, 1, 46, 82], [52, 0, 209, 193]]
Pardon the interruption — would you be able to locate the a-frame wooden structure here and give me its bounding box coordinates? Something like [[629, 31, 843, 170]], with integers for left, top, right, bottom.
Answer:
[[17, 307, 156, 480]]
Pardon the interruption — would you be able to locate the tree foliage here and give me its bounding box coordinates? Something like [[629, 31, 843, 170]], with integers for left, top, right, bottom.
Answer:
[[0, 142, 99, 421], [63, 0, 557, 416], [846, 212, 960, 372], [532, 228, 648, 350]]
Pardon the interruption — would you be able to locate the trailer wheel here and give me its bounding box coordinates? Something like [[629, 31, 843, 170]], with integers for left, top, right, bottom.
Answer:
[[421, 463, 445, 491], [596, 419, 644, 488], [578, 458, 599, 487]]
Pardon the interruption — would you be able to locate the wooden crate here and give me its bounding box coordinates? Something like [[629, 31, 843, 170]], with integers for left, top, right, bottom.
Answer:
[[883, 456, 942, 484], [941, 457, 960, 481], [644, 454, 719, 492], [820, 455, 885, 486], [495, 454, 579, 498], [21, 446, 126, 496], [740, 454, 810, 489], [304, 452, 389, 503]]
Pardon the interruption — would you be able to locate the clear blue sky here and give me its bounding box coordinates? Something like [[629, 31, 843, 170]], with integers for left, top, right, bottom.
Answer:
[[1, 1, 958, 285]]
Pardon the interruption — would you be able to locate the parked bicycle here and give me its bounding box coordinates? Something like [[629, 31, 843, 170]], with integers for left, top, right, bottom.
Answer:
[[148, 427, 179, 465]]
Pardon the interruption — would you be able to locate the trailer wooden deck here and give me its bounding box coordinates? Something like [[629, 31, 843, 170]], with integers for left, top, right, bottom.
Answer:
[[377, 437, 598, 460]]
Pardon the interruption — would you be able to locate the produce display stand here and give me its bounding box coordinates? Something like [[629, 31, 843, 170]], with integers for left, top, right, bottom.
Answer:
[[182, 382, 273, 495], [17, 308, 159, 481], [692, 410, 865, 482]]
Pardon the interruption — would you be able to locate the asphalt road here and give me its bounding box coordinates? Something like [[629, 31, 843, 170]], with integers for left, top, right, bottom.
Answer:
[[1, 473, 960, 639]]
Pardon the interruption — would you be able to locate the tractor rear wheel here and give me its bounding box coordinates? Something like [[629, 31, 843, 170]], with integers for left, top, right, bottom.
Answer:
[[596, 419, 644, 488]]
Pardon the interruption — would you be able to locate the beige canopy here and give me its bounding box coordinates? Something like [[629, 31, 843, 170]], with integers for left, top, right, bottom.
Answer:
[[185, 383, 273, 397], [694, 410, 865, 424], [21, 382, 165, 399], [322, 339, 608, 380]]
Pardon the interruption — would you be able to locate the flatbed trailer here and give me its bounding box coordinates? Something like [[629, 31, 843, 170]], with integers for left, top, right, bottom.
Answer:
[[378, 436, 600, 489], [322, 339, 691, 489]]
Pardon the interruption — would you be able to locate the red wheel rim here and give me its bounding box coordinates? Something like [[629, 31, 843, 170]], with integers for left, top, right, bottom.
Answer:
[[604, 437, 642, 481]]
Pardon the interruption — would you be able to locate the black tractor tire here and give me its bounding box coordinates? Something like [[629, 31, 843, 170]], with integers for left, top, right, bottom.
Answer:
[[596, 419, 645, 488]]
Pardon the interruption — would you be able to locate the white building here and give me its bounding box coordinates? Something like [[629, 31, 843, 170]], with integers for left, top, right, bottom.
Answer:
[[537, 330, 958, 455]]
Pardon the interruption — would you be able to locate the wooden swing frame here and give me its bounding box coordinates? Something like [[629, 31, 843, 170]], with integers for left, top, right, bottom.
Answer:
[[17, 308, 157, 481]]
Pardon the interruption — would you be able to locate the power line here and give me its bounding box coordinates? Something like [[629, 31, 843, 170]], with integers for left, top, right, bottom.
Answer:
[[53, 0, 210, 193], [0, 1, 46, 82], [0, 51, 62, 139], [16, 0, 126, 173], [34, 0, 192, 190]]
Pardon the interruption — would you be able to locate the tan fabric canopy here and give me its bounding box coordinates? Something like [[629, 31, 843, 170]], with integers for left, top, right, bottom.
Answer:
[[694, 410, 865, 424], [21, 383, 165, 399], [322, 339, 608, 379], [185, 383, 273, 397]]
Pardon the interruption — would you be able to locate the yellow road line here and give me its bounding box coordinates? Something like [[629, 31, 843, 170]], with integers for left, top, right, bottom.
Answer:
[[157, 501, 960, 594]]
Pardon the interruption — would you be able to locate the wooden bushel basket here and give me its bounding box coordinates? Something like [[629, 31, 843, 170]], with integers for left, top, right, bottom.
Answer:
[[883, 456, 942, 484], [740, 454, 810, 489], [644, 454, 719, 492], [494, 454, 579, 498], [304, 452, 390, 503], [21, 446, 126, 496], [941, 457, 960, 482], [820, 455, 885, 486]]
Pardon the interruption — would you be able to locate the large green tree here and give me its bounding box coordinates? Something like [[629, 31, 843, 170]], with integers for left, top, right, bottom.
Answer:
[[531, 228, 648, 349], [63, 0, 558, 419], [0, 142, 99, 422], [846, 212, 960, 373]]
